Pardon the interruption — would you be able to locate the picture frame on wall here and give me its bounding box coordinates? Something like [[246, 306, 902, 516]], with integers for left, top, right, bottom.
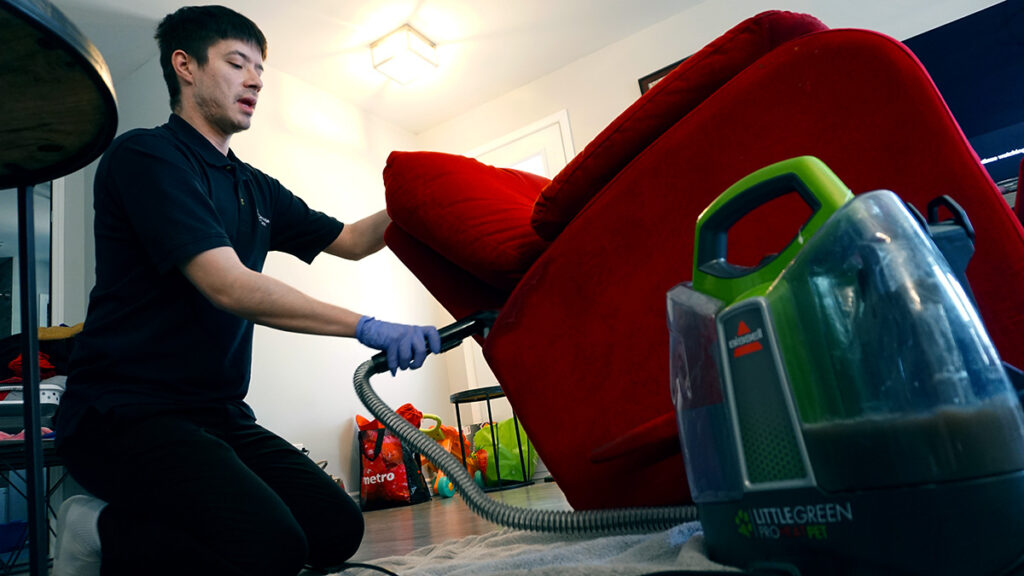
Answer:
[[638, 57, 687, 94]]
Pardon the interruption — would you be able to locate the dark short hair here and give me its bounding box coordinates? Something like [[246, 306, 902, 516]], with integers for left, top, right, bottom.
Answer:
[[155, 5, 268, 111]]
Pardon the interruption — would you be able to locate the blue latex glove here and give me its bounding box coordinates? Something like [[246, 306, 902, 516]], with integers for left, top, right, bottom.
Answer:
[[356, 316, 441, 376]]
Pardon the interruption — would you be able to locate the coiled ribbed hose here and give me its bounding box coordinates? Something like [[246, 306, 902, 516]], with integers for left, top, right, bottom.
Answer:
[[353, 313, 699, 534]]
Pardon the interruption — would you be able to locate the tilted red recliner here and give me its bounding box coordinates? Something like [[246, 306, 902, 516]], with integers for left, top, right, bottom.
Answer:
[[383, 10, 1024, 510]]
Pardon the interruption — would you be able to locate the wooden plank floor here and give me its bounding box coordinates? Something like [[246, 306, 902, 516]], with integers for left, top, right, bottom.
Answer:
[[350, 480, 572, 562]]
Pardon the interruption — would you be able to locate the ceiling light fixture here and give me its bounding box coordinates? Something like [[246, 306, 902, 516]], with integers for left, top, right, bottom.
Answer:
[[370, 24, 438, 85]]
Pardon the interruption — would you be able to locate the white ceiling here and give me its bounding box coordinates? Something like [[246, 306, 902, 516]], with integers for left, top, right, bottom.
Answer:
[[48, 0, 701, 134]]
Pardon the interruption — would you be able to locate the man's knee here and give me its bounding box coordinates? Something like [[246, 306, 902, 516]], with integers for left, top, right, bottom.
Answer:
[[305, 498, 365, 569], [237, 514, 310, 576]]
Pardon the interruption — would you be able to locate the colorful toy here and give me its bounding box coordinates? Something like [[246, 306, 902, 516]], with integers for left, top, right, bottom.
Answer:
[[433, 472, 455, 498], [420, 413, 486, 494]]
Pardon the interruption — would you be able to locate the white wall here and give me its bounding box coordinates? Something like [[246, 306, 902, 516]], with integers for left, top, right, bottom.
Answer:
[[55, 168, 91, 326], [56, 55, 169, 326], [419, 0, 1003, 155]]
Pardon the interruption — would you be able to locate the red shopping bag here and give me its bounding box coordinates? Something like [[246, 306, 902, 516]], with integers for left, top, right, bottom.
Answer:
[[357, 403, 431, 511]]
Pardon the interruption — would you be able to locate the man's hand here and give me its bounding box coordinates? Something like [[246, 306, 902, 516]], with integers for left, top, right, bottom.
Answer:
[[356, 316, 441, 376]]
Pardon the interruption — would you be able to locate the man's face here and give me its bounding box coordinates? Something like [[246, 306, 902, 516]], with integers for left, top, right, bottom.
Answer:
[[189, 38, 264, 138]]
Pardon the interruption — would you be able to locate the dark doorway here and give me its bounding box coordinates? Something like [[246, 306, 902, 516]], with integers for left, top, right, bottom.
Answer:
[[0, 258, 10, 339]]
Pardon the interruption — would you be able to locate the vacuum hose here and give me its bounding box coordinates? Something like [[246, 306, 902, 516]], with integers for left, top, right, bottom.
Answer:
[[353, 313, 699, 534]]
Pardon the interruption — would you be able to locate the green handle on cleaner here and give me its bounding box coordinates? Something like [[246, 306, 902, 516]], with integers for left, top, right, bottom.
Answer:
[[692, 156, 852, 305]]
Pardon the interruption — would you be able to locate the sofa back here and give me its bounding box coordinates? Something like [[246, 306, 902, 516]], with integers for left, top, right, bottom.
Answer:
[[530, 10, 829, 241]]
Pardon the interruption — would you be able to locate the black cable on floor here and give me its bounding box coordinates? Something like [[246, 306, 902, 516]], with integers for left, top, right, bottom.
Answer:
[[643, 565, 778, 569], [332, 561, 402, 575]]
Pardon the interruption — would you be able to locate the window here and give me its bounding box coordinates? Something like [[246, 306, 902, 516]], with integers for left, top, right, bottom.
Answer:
[[0, 184, 53, 338], [469, 110, 575, 178]]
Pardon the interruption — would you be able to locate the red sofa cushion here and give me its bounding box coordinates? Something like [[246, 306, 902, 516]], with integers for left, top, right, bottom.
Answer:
[[530, 10, 829, 240], [384, 151, 551, 291], [384, 224, 511, 321]]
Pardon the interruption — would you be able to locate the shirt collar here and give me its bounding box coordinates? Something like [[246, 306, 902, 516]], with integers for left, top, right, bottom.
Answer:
[[164, 113, 245, 169]]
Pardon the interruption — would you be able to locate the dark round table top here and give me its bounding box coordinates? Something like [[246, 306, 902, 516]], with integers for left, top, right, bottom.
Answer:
[[450, 385, 506, 404], [0, 0, 117, 189]]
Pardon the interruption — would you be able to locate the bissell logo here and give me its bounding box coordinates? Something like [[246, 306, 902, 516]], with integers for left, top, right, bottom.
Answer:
[[728, 321, 763, 358]]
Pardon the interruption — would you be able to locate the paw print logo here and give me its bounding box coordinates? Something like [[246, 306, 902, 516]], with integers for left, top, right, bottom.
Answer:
[[735, 509, 753, 537]]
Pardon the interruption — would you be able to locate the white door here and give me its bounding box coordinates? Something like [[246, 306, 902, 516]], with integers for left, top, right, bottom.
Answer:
[[453, 112, 574, 479]]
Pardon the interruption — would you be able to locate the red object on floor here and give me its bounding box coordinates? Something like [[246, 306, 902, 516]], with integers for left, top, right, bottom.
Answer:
[[0, 352, 57, 384], [357, 403, 431, 510], [384, 11, 1024, 510]]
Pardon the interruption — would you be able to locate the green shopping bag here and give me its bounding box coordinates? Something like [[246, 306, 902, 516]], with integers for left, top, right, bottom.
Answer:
[[472, 417, 536, 486]]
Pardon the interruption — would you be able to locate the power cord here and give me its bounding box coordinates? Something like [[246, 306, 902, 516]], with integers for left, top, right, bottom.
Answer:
[[308, 561, 401, 576], [320, 560, 765, 575], [335, 561, 401, 575], [636, 546, 804, 575]]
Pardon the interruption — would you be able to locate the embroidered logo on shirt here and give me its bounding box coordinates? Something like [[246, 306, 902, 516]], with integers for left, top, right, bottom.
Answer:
[[257, 211, 270, 227]]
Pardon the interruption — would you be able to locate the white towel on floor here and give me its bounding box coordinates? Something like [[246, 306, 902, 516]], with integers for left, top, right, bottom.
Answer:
[[337, 522, 739, 575]]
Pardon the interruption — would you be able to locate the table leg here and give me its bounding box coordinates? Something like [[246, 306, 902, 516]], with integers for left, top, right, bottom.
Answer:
[[484, 394, 501, 486], [511, 413, 528, 483]]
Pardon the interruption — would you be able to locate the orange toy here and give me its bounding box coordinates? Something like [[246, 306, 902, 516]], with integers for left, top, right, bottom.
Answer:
[[420, 413, 486, 492]]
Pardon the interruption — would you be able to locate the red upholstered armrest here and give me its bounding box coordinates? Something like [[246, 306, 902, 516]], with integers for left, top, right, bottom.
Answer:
[[384, 151, 551, 292], [530, 9, 829, 240]]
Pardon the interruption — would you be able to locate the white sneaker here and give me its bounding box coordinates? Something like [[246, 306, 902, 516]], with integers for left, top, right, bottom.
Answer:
[[53, 494, 107, 576]]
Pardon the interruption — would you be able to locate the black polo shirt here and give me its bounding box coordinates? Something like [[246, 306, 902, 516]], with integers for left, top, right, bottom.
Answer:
[[58, 114, 344, 440]]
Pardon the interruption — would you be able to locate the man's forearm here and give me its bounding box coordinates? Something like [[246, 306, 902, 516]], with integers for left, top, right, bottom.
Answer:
[[183, 246, 363, 336], [326, 210, 390, 260], [223, 267, 363, 335], [182, 245, 440, 374]]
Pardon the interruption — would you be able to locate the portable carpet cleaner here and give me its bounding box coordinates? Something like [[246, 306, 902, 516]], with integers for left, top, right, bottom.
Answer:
[[353, 156, 1024, 576]]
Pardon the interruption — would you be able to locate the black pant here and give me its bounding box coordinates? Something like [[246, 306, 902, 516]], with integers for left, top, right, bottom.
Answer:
[[58, 405, 364, 576]]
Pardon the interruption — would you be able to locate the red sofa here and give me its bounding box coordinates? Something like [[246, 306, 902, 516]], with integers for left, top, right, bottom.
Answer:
[[383, 10, 1024, 510]]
